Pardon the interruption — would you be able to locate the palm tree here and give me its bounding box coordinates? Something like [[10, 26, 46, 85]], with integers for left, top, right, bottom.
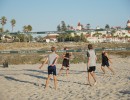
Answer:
[[23, 25, 28, 32], [23, 25, 32, 32], [23, 25, 32, 42], [27, 25, 32, 42], [0, 16, 7, 32], [11, 19, 16, 32], [27, 25, 32, 32], [0, 28, 3, 32]]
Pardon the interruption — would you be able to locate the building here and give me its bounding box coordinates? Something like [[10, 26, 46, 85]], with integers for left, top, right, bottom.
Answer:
[[76, 22, 82, 30], [43, 33, 59, 43], [126, 20, 130, 33]]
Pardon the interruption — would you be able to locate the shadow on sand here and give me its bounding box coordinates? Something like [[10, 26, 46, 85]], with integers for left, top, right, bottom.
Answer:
[[119, 90, 130, 95], [4, 76, 45, 87], [24, 69, 48, 74]]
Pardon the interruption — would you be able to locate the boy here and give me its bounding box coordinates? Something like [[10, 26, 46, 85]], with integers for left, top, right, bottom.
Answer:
[[101, 47, 115, 75], [39, 46, 59, 90], [87, 44, 97, 86], [58, 47, 71, 76]]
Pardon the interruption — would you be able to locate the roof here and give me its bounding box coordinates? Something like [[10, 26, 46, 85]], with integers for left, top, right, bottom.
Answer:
[[44, 35, 58, 39], [127, 20, 130, 23]]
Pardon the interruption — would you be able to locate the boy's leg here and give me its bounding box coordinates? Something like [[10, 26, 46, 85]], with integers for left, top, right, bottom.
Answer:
[[101, 66, 105, 74], [66, 67, 69, 76], [45, 75, 51, 90], [53, 75, 57, 90], [90, 72, 97, 85], [58, 66, 64, 76], [88, 72, 92, 86], [108, 66, 115, 75]]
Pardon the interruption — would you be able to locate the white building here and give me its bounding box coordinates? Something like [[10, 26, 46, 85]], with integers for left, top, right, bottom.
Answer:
[[43, 33, 59, 43]]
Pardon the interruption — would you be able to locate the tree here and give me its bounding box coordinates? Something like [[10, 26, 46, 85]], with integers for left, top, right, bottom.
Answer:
[[125, 35, 128, 41], [57, 33, 65, 42], [86, 24, 90, 30], [74, 35, 80, 42], [23, 25, 28, 32], [11, 19, 16, 32], [23, 25, 32, 42], [0, 16, 7, 32], [105, 24, 110, 29], [0, 28, 3, 32], [5, 29, 9, 33], [80, 33, 86, 42], [17, 34, 25, 42], [23, 25, 32, 32], [67, 25, 70, 30], [57, 24, 61, 31], [61, 21, 67, 31], [27, 25, 32, 32]]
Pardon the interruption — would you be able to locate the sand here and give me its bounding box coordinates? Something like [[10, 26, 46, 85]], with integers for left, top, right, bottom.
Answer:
[[0, 55, 130, 100]]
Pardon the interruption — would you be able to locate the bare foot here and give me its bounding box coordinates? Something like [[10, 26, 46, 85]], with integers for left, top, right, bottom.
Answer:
[[94, 81, 97, 86]]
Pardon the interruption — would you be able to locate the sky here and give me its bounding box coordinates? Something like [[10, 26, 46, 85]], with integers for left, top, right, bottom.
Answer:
[[0, 0, 130, 32]]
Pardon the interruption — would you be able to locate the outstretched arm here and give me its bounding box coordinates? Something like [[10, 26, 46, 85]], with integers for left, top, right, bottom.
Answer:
[[39, 58, 48, 69]]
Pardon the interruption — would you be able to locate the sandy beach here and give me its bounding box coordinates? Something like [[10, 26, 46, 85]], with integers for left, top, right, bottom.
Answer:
[[0, 55, 130, 100]]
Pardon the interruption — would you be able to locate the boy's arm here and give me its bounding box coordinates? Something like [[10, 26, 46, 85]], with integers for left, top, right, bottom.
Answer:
[[106, 53, 112, 63], [50, 55, 59, 66], [87, 57, 90, 69], [62, 53, 69, 59], [39, 58, 48, 69]]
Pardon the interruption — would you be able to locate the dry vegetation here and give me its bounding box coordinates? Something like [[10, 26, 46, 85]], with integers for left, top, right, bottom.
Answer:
[[0, 42, 130, 65]]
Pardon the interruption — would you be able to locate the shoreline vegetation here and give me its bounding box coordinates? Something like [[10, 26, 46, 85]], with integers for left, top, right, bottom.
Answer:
[[0, 42, 130, 65]]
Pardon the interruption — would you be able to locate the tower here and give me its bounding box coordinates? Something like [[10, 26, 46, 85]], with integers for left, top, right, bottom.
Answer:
[[127, 20, 130, 28], [77, 22, 82, 30], [127, 20, 130, 33]]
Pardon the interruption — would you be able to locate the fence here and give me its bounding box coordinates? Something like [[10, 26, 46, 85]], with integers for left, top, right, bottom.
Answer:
[[0, 47, 130, 54]]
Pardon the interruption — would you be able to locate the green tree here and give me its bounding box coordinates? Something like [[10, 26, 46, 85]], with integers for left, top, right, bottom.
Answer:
[[105, 24, 110, 29], [27, 25, 32, 32], [86, 24, 90, 30], [125, 35, 128, 41], [61, 21, 67, 31], [23, 25, 32, 42], [23, 25, 28, 32], [11, 19, 16, 32], [0, 28, 3, 32], [17, 34, 25, 42], [0, 16, 7, 32], [57, 33, 65, 42], [74, 35, 80, 42], [80, 33, 86, 42], [57, 24, 61, 31], [67, 25, 70, 30], [5, 29, 9, 33], [23, 25, 32, 32]]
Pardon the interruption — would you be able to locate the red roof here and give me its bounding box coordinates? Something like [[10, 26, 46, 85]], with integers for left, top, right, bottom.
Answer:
[[78, 22, 81, 26], [127, 20, 130, 23], [44, 35, 58, 39]]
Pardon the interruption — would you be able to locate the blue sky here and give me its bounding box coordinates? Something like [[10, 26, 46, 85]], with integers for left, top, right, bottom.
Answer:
[[0, 0, 130, 32]]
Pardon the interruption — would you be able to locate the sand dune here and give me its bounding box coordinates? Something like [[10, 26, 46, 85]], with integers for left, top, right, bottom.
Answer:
[[0, 55, 130, 100]]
